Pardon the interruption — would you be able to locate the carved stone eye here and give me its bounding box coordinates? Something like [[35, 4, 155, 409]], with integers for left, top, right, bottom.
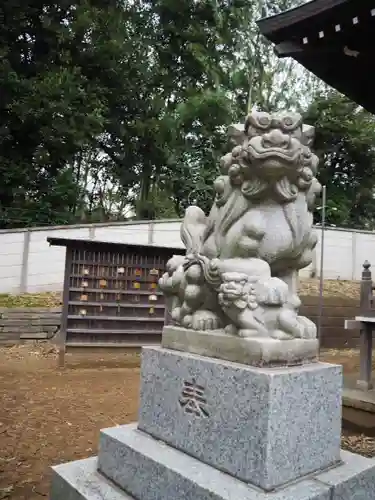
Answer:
[[258, 114, 271, 128], [283, 116, 294, 126], [280, 113, 302, 131], [281, 117, 296, 131]]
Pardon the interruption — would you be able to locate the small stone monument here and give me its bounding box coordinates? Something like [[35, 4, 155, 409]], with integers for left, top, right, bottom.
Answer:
[[50, 111, 375, 500]]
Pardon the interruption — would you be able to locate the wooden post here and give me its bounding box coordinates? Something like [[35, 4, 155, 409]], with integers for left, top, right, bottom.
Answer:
[[360, 260, 372, 314], [358, 261, 373, 390], [57, 247, 73, 369], [358, 324, 373, 391]]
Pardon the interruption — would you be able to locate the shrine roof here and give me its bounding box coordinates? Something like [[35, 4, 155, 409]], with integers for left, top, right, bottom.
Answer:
[[257, 0, 375, 112]]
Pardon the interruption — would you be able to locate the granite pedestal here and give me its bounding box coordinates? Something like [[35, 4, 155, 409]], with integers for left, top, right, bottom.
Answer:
[[138, 347, 341, 490], [50, 345, 375, 500]]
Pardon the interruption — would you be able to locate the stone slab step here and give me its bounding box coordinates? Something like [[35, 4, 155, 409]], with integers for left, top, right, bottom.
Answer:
[[0, 307, 61, 314], [0, 312, 60, 318], [50, 427, 375, 500], [0, 326, 57, 333], [20, 332, 50, 339], [0, 335, 20, 345], [97, 423, 336, 500], [0, 332, 21, 340], [0, 319, 60, 327], [51, 456, 134, 500]]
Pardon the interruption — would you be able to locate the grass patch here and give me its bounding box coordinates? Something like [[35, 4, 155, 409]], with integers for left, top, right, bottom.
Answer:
[[0, 278, 361, 309], [299, 279, 360, 300], [0, 292, 61, 308]]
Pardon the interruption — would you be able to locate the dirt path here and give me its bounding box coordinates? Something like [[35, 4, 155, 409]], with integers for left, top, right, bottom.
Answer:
[[0, 344, 374, 500], [0, 346, 140, 499]]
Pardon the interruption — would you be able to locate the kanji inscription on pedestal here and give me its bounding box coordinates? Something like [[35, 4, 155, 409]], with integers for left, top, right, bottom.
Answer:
[[179, 379, 209, 417]]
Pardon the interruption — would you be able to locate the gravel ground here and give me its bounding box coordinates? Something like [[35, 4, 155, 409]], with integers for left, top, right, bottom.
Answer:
[[0, 343, 373, 500]]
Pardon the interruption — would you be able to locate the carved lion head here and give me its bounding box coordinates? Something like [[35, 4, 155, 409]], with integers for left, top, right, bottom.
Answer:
[[219, 110, 321, 204], [218, 272, 257, 310]]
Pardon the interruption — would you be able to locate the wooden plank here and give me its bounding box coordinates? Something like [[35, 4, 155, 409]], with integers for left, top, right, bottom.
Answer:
[[0, 320, 35, 327], [319, 325, 360, 334], [0, 307, 61, 314], [68, 301, 164, 309], [300, 306, 359, 318], [0, 316, 59, 322], [67, 328, 162, 335], [320, 338, 359, 349], [0, 331, 21, 337], [0, 321, 60, 332], [71, 260, 166, 269], [300, 296, 359, 307], [69, 274, 157, 283], [0, 336, 21, 342], [66, 340, 160, 348], [20, 332, 49, 339], [69, 288, 163, 295], [308, 316, 357, 327], [67, 315, 164, 322], [0, 326, 51, 333], [0, 315, 60, 322]]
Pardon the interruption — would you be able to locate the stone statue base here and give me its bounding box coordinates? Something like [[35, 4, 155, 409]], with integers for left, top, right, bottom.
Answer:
[[162, 325, 318, 367], [50, 346, 375, 500], [51, 439, 375, 500]]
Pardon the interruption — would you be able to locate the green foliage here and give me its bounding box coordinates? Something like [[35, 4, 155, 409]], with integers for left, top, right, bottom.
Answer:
[[305, 92, 375, 229], [0, 0, 126, 228], [2, 0, 375, 230]]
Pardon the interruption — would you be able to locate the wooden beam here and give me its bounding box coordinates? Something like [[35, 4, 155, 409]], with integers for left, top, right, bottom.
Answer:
[[275, 41, 304, 58]]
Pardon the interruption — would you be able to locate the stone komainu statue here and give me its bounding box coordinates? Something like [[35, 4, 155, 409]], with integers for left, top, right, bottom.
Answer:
[[159, 111, 321, 341]]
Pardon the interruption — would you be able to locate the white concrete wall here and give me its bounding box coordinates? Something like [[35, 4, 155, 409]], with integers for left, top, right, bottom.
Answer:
[[0, 231, 25, 294], [0, 219, 373, 294]]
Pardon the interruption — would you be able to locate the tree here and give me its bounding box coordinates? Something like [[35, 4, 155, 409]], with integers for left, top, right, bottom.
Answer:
[[0, 0, 131, 228], [227, 0, 319, 116], [132, 0, 318, 218], [0, 0, 323, 227], [305, 92, 375, 229], [95, 0, 249, 219]]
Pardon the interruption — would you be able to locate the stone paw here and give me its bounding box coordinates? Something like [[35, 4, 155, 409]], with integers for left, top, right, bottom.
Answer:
[[278, 309, 317, 340], [238, 329, 261, 338], [171, 307, 182, 323], [191, 310, 222, 331], [271, 329, 294, 340], [182, 314, 193, 328], [224, 324, 238, 336], [296, 316, 317, 339]]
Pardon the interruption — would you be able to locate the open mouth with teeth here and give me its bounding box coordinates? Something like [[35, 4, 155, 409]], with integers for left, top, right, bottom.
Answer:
[[247, 144, 301, 165]]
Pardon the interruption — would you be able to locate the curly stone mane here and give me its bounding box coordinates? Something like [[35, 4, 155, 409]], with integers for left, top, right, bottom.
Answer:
[[200, 110, 321, 261]]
